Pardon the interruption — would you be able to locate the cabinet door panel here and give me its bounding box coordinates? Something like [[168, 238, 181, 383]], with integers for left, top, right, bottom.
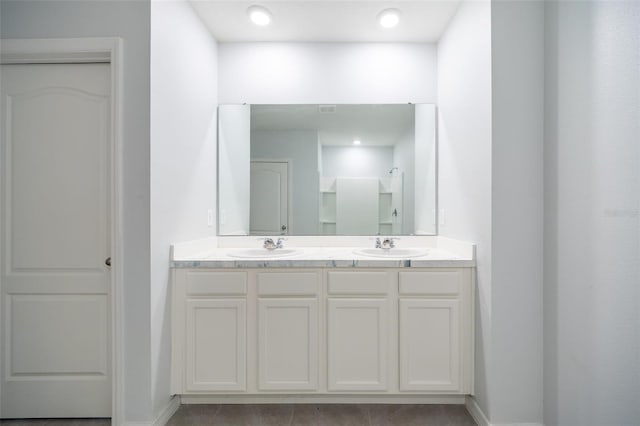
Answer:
[[258, 298, 318, 390], [186, 299, 246, 392], [327, 298, 388, 391], [399, 299, 460, 392]]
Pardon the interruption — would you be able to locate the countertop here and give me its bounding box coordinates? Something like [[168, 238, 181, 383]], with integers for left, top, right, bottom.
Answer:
[[171, 237, 476, 269]]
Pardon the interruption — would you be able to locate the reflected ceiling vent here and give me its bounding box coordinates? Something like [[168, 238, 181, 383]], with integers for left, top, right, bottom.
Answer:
[[318, 105, 337, 114]]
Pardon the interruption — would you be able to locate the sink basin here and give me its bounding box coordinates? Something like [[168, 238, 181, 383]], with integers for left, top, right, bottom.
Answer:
[[226, 248, 302, 259], [353, 248, 429, 259]]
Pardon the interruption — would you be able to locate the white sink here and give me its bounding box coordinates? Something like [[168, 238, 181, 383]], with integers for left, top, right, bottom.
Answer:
[[226, 248, 302, 259], [353, 248, 429, 259]]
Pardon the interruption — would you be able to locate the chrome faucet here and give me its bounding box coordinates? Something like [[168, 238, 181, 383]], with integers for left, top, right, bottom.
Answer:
[[375, 237, 397, 249], [261, 237, 285, 250]]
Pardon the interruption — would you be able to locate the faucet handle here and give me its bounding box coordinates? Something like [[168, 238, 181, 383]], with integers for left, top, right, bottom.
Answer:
[[379, 237, 399, 249], [260, 237, 276, 249]]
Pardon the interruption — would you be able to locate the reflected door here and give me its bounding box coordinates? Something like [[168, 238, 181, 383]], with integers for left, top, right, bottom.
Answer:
[[0, 64, 111, 418], [250, 161, 289, 235]]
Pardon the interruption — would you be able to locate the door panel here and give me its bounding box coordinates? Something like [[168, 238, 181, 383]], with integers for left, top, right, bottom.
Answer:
[[8, 295, 108, 375], [327, 298, 388, 391], [185, 299, 246, 392], [399, 299, 460, 391], [258, 298, 318, 390], [1, 63, 111, 418]]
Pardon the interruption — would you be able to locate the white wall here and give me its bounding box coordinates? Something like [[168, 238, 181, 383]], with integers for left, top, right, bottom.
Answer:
[[393, 130, 415, 234], [437, 0, 493, 419], [150, 0, 218, 420], [544, 1, 640, 425], [251, 130, 319, 235], [491, 0, 544, 423], [322, 146, 393, 179], [218, 42, 437, 104], [0, 0, 153, 422], [218, 105, 250, 235]]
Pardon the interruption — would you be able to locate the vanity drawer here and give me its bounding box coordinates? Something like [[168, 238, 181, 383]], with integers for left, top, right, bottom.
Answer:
[[398, 271, 462, 296], [327, 271, 392, 295], [185, 271, 248, 296], [257, 272, 319, 296]]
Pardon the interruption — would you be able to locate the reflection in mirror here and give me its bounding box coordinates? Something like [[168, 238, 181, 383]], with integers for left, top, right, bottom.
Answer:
[[218, 104, 436, 236]]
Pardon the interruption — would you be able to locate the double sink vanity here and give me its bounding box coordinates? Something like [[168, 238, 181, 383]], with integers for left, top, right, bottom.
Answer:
[[170, 236, 475, 403], [170, 103, 475, 403]]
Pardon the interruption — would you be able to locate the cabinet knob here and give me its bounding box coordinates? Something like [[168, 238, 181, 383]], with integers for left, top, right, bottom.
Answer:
[[105, 257, 111, 267]]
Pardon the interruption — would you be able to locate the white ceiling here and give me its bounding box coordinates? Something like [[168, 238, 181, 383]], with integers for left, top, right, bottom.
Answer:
[[189, 1, 461, 42], [250, 104, 415, 146]]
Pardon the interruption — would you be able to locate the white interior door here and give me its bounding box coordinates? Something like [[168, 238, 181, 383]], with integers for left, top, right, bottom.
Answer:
[[250, 161, 288, 235], [0, 63, 111, 418]]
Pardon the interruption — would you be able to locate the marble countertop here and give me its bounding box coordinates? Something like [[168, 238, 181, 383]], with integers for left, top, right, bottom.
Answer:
[[171, 245, 475, 269]]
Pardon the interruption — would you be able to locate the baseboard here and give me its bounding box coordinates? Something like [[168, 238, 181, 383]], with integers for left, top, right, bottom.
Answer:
[[466, 396, 490, 426], [122, 396, 180, 426], [153, 397, 180, 426], [181, 394, 466, 405], [464, 396, 545, 426]]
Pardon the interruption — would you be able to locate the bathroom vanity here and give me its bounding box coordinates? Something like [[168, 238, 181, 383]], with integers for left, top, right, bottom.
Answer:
[[170, 237, 475, 402]]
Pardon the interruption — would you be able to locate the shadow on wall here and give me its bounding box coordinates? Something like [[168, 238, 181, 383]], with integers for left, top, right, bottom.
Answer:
[[544, 1, 640, 425]]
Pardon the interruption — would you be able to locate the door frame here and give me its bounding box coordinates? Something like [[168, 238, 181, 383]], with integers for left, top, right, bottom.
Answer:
[[250, 158, 293, 234], [1, 38, 124, 425]]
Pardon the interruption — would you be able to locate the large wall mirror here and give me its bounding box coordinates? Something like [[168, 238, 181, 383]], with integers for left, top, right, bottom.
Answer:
[[218, 104, 437, 236]]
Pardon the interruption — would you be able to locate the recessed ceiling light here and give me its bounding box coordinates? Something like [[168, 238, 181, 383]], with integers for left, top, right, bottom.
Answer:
[[353, 140, 361, 145], [378, 9, 400, 29], [247, 5, 272, 26]]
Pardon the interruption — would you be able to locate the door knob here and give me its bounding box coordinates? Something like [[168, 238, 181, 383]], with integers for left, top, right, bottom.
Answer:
[[105, 257, 111, 267]]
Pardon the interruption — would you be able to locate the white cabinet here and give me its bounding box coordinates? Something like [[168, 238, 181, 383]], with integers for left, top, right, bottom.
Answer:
[[398, 270, 473, 394], [172, 270, 248, 393], [256, 271, 320, 391], [172, 267, 474, 397], [186, 299, 246, 392], [326, 270, 393, 392], [327, 298, 388, 391], [258, 298, 318, 390], [399, 299, 459, 391]]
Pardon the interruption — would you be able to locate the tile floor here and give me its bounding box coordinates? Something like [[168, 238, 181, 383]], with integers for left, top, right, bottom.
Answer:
[[0, 404, 477, 426], [167, 404, 477, 426]]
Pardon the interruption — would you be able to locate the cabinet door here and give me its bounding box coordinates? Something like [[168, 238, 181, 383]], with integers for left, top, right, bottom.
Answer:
[[399, 299, 460, 392], [258, 298, 318, 391], [185, 299, 246, 392], [327, 298, 388, 391]]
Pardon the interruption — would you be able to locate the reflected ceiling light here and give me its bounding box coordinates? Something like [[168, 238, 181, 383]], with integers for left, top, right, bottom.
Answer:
[[247, 5, 272, 26], [353, 140, 362, 145], [377, 9, 400, 29]]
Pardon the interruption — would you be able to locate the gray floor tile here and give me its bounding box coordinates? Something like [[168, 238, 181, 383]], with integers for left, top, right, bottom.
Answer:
[[253, 404, 294, 426], [368, 404, 450, 426], [166, 404, 220, 426], [210, 404, 262, 426], [446, 405, 478, 426], [289, 404, 323, 426], [315, 404, 369, 426], [0, 404, 477, 426]]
